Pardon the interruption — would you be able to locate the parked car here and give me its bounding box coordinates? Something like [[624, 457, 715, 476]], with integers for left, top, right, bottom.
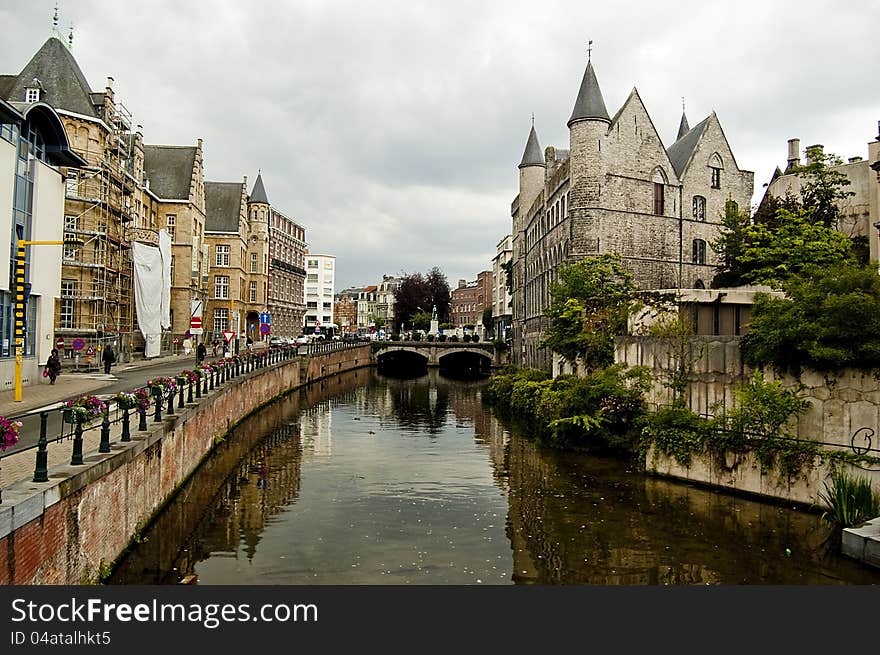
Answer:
[[269, 336, 285, 347], [295, 335, 310, 345]]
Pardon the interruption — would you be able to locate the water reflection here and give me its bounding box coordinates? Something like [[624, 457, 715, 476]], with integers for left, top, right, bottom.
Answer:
[[110, 368, 880, 585]]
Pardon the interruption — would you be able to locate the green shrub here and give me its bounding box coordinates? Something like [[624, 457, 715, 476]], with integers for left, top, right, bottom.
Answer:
[[426, 334, 435, 342], [449, 335, 459, 342], [818, 469, 880, 528], [438, 334, 447, 342], [412, 332, 422, 341], [641, 405, 709, 467]]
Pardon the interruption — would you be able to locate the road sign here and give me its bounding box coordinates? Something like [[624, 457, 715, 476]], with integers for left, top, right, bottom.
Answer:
[[173, 337, 180, 345], [260, 312, 271, 325], [72, 338, 85, 351], [222, 330, 235, 343], [190, 316, 202, 329], [260, 324, 270, 335], [86, 346, 95, 356], [55, 337, 64, 349]]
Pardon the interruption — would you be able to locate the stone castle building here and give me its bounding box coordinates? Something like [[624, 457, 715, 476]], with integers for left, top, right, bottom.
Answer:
[[511, 58, 754, 370]]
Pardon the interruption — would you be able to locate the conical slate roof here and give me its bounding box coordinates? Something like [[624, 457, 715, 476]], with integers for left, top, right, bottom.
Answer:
[[7, 36, 96, 117], [249, 172, 270, 204], [518, 126, 545, 168], [676, 111, 690, 142], [567, 60, 610, 126]]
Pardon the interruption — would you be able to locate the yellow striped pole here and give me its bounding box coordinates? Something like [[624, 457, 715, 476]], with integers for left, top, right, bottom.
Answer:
[[14, 240, 65, 402]]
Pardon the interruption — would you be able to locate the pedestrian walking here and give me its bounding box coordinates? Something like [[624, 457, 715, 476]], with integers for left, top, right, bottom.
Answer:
[[212, 342, 218, 357], [102, 342, 116, 374], [197, 342, 207, 365], [183, 335, 193, 357], [246, 335, 253, 352], [44, 348, 62, 385]]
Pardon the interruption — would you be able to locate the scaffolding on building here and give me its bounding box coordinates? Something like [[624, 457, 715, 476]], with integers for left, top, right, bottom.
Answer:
[[58, 99, 141, 367]]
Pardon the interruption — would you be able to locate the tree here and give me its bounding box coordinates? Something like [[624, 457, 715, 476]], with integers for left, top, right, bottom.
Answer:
[[393, 268, 452, 330], [791, 147, 855, 229], [410, 311, 432, 332], [712, 149, 858, 289], [741, 261, 880, 374], [482, 307, 493, 336], [542, 254, 639, 369], [426, 267, 451, 322]]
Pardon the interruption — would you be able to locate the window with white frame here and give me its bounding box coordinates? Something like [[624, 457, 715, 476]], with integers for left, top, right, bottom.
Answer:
[[251, 252, 258, 273], [215, 275, 229, 299], [25, 88, 40, 103], [213, 308, 228, 332], [215, 244, 230, 267], [250, 281, 257, 303], [60, 281, 76, 328], [165, 214, 176, 242], [64, 214, 78, 231]]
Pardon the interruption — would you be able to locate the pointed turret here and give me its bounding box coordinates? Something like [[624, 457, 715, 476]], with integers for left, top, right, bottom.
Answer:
[[7, 36, 96, 117], [249, 171, 270, 205], [676, 110, 690, 141], [518, 125, 545, 169], [567, 60, 610, 127]]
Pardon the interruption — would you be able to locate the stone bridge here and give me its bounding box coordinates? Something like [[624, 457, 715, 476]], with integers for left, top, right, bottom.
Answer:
[[371, 341, 507, 368]]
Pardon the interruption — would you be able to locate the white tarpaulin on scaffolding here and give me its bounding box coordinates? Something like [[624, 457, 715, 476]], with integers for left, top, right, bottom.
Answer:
[[132, 230, 172, 358]]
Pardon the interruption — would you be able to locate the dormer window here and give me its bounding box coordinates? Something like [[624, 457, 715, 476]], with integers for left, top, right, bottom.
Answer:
[[25, 77, 42, 103]]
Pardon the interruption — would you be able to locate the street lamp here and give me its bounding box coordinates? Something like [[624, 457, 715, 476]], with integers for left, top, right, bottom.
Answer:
[[14, 234, 82, 401]]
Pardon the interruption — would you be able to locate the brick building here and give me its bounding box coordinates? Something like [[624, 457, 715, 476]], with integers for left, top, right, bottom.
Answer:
[[511, 57, 753, 369], [450, 270, 493, 333]]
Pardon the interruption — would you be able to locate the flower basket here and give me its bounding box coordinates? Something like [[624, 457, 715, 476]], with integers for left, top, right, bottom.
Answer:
[[64, 394, 107, 423], [0, 415, 22, 452], [113, 391, 139, 411], [181, 369, 201, 384], [147, 376, 178, 397]]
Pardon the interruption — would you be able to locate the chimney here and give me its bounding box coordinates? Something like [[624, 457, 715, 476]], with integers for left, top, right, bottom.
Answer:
[[458, 279, 466, 289], [786, 138, 800, 171], [805, 144, 824, 165]]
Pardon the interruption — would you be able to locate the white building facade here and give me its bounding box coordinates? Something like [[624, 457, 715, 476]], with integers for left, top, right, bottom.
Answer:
[[304, 253, 336, 332]]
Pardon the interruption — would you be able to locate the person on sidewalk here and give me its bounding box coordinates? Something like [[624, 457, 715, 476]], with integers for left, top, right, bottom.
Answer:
[[196, 341, 207, 365], [45, 348, 62, 385], [102, 343, 116, 374]]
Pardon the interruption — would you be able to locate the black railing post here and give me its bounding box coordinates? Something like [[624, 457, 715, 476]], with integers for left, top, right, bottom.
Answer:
[[71, 418, 84, 465], [32, 412, 49, 482], [196, 374, 202, 398], [167, 388, 175, 416], [177, 377, 185, 409], [153, 388, 163, 422], [188, 379, 194, 404], [210, 368, 215, 390], [99, 409, 111, 453], [121, 406, 131, 442], [138, 406, 148, 431]]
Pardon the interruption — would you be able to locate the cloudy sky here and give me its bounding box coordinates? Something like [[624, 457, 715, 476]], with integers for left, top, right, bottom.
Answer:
[[1, 1, 877, 290]]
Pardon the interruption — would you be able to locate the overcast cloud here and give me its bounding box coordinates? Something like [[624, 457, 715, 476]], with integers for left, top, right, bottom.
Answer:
[[2, 0, 877, 290]]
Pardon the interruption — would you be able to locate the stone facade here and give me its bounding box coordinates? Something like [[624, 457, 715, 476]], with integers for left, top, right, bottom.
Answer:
[[511, 60, 754, 370]]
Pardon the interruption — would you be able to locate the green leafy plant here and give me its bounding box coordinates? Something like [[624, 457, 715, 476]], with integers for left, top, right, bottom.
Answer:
[[818, 469, 880, 528]]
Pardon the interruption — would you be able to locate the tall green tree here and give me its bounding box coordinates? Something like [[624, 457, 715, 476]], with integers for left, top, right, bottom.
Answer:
[[712, 148, 858, 289], [542, 254, 638, 369], [393, 268, 451, 330]]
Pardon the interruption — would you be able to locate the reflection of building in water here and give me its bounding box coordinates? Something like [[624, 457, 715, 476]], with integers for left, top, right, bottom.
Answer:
[[472, 412, 509, 489], [300, 401, 333, 458]]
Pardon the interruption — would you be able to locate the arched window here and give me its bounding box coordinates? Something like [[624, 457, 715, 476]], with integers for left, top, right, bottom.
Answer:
[[652, 169, 667, 215], [708, 153, 723, 189], [694, 279, 705, 289], [692, 196, 706, 221], [692, 239, 707, 265]]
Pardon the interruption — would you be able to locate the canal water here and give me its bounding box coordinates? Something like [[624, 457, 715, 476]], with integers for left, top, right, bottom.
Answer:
[[109, 368, 880, 585]]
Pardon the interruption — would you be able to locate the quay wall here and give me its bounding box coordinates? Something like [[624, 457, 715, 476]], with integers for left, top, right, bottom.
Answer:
[[0, 346, 370, 585]]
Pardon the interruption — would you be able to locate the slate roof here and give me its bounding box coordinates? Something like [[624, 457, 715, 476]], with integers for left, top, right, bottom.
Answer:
[[205, 182, 244, 232], [567, 60, 610, 126], [666, 115, 710, 177], [143, 145, 197, 200], [249, 172, 270, 204], [6, 36, 97, 117], [518, 125, 545, 168]]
